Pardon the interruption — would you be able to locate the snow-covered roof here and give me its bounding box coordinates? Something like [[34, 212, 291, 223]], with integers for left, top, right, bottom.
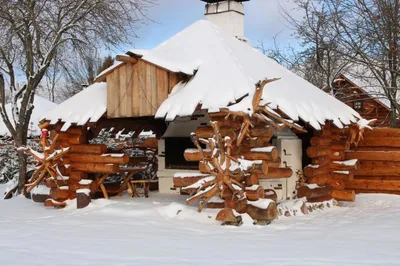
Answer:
[[130, 20, 360, 129], [0, 96, 57, 137], [42, 82, 107, 131]]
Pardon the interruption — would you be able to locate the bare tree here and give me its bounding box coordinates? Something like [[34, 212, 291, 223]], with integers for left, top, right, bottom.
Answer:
[[325, 0, 400, 127], [261, 0, 351, 92], [0, 0, 156, 193]]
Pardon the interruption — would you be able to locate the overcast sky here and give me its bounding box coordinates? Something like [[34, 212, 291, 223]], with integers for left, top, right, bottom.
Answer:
[[117, 0, 301, 53]]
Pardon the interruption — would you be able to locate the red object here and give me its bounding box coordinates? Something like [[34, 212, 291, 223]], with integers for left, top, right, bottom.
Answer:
[[41, 129, 49, 138]]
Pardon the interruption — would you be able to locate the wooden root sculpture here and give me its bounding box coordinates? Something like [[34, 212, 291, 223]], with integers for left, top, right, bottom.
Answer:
[[22, 130, 70, 193], [180, 78, 306, 225]]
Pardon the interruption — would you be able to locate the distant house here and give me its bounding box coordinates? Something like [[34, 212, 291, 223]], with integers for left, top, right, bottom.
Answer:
[[332, 74, 395, 127]]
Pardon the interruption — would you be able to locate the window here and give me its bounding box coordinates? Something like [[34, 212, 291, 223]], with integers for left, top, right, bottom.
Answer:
[[353, 101, 363, 110]]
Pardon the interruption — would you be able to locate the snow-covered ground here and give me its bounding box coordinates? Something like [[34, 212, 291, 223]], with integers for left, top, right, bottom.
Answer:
[[0, 184, 399, 266]]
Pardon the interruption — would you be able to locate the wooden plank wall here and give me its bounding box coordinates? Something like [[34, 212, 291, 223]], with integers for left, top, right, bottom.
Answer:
[[107, 60, 182, 118]]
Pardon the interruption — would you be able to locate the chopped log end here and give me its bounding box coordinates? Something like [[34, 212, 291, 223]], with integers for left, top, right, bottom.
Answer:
[[216, 208, 243, 226], [264, 189, 278, 203], [77, 190, 91, 209], [32, 193, 51, 203], [245, 201, 278, 223]]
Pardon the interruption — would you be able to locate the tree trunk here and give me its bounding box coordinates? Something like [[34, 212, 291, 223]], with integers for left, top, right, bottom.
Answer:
[[15, 137, 28, 194], [390, 106, 397, 128]]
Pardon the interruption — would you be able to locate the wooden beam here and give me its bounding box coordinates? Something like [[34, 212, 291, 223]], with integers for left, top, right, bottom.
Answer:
[[115, 55, 138, 64]]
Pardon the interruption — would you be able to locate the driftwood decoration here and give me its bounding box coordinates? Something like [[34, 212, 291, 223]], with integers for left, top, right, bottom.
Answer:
[[175, 78, 304, 225]]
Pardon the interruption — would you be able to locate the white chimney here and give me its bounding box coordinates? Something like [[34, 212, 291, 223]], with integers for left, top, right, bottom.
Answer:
[[202, 0, 249, 40]]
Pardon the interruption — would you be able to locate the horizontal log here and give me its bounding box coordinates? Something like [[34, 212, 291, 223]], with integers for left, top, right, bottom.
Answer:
[[354, 175, 400, 181], [356, 161, 400, 176], [134, 138, 158, 149], [344, 179, 400, 191], [66, 127, 86, 135], [245, 201, 278, 223], [173, 176, 207, 188], [297, 186, 332, 199], [363, 127, 400, 138], [50, 187, 74, 201], [358, 137, 400, 147], [330, 189, 355, 202], [241, 148, 279, 161], [310, 137, 332, 146], [353, 189, 400, 195], [129, 156, 148, 165], [304, 166, 330, 177], [59, 133, 86, 145], [307, 195, 333, 203], [332, 171, 353, 180], [71, 163, 119, 173], [195, 126, 238, 140], [249, 126, 274, 138], [330, 160, 360, 171], [69, 153, 129, 164], [257, 168, 293, 179], [245, 185, 265, 201], [312, 156, 331, 167], [308, 176, 345, 189], [184, 149, 211, 161], [69, 171, 87, 181], [306, 146, 331, 158], [69, 145, 107, 154], [207, 201, 226, 209], [345, 151, 400, 161]]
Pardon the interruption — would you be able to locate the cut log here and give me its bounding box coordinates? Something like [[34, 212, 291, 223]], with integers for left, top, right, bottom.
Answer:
[[184, 149, 211, 161], [66, 127, 86, 135], [308, 176, 345, 189], [71, 163, 119, 173], [307, 195, 333, 203], [264, 189, 278, 202], [207, 201, 226, 209], [216, 208, 242, 226], [50, 187, 75, 200], [331, 189, 355, 201], [356, 161, 400, 176], [173, 175, 208, 188], [330, 160, 360, 171], [332, 171, 353, 180], [195, 126, 238, 140], [257, 168, 293, 179], [69, 153, 129, 164], [77, 189, 91, 209], [241, 148, 279, 161], [306, 146, 331, 158], [312, 156, 331, 167], [304, 166, 330, 177], [310, 137, 332, 146], [58, 133, 86, 145], [44, 199, 67, 208], [345, 151, 400, 161], [357, 137, 400, 147], [245, 201, 278, 223], [249, 126, 274, 138], [353, 189, 400, 195], [69, 171, 87, 181], [245, 185, 265, 201], [297, 186, 332, 199], [363, 127, 400, 138], [244, 174, 259, 186], [353, 175, 400, 181], [69, 144, 107, 154], [344, 179, 400, 191]]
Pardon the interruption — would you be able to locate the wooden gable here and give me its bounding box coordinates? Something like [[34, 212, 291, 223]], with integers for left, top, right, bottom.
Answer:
[[102, 58, 182, 118], [333, 75, 392, 127]]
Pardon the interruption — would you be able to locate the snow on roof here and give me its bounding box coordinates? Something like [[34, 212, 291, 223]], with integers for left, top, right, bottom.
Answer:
[[0, 96, 57, 137], [42, 82, 107, 131], [130, 20, 360, 129], [341, 72, 394, 110]]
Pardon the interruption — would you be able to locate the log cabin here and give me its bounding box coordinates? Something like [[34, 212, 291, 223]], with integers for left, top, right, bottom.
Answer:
[[37, 0, 369, 214], [332, 74, 398, 127]]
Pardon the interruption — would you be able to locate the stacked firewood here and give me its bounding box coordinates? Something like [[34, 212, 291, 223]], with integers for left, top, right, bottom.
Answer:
[[173, 79, 304, 225], [344, 127, 400, 194], [302, 124, 358, 202]]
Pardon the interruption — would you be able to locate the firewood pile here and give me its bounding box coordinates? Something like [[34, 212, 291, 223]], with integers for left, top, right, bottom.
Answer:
[[173, 79, 306, 225], [344, 127, 400, 194]]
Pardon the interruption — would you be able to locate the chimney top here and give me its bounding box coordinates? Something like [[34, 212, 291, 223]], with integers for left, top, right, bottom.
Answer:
[[202, 0, 249, 39]]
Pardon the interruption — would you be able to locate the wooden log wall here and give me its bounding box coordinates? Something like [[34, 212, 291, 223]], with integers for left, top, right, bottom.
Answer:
[[304, 124, 357, 202], [45, 126, 128, 205], [344, 127, 400, 194]]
